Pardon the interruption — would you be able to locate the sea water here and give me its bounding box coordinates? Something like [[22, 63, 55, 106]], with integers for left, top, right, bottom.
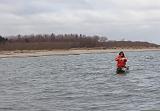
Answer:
[[0, 51, 160, 111]]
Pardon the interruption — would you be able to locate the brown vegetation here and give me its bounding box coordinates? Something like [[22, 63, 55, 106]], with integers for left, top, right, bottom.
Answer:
[[0, 34, 159, 50]]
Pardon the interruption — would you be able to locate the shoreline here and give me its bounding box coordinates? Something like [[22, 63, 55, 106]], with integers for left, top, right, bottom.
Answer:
[[0, 48, 160, 58]]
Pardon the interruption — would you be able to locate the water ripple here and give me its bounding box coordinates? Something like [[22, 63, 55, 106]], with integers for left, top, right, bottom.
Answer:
[[0, 51, 160, 111]]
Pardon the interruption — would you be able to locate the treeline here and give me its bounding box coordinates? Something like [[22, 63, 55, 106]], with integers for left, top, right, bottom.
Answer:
[[100, 41, 159, 49], [0, 34, 159, 50]]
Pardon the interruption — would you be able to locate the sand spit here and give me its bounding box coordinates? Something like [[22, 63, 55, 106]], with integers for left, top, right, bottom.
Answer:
[[0, 48, 160, 58]]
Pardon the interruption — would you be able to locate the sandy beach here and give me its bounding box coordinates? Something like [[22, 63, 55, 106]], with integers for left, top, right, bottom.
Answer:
[[0, 48, 160, 58]]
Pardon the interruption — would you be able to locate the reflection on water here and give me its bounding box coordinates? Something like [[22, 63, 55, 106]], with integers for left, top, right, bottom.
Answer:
[[0, 51, 160, 111]]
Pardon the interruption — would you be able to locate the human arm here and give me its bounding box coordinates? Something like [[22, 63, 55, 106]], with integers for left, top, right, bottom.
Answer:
[[122, 57, 127, 62]]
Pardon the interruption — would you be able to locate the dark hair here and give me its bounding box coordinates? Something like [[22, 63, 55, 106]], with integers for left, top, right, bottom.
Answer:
[[119, 51, 125, 57]]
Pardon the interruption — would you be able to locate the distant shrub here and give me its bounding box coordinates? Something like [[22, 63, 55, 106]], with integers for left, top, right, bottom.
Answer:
[[0, 35, 7, 43]]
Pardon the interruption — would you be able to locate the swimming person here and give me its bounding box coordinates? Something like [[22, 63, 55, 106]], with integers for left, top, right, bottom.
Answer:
[[115, 51, 128, 73]]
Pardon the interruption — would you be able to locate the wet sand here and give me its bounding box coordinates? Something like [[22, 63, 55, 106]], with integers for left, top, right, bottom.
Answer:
[[0, 48, 160, 58]]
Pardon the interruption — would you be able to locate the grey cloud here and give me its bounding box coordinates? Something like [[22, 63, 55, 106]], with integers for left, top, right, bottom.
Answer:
[[0, 0, 160, 44]]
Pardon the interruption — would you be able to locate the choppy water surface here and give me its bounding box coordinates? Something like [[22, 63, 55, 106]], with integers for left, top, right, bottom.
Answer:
[[0, 51, 160, 111]]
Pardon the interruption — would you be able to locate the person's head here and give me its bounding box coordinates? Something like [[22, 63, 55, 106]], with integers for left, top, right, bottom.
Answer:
[[119, 51, 125, 57]]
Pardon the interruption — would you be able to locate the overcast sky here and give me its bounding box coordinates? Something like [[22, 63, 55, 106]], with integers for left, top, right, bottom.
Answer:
[[0, 0, 160, 44]]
